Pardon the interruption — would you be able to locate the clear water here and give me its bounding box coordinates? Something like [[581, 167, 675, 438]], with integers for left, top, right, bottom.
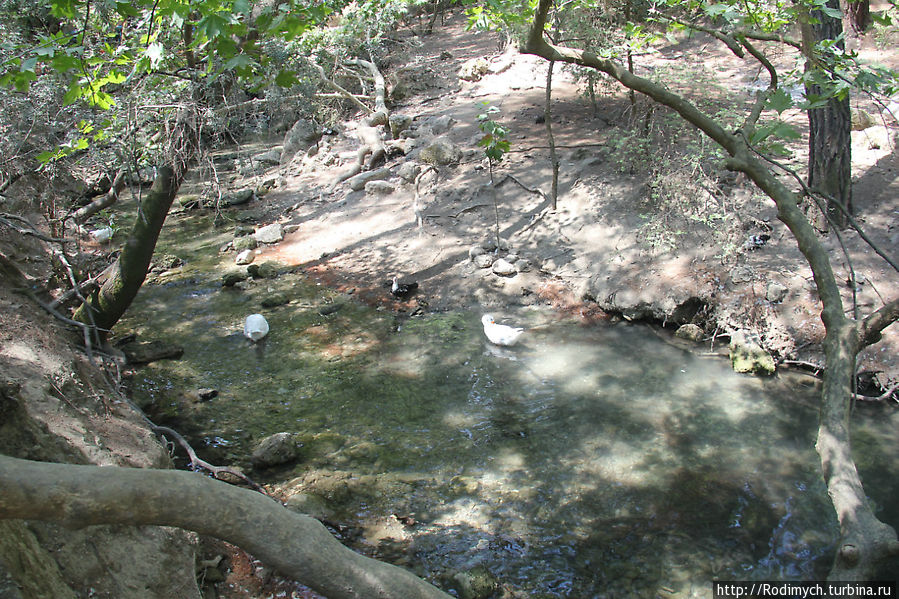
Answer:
[[119, 209, 899, 597]]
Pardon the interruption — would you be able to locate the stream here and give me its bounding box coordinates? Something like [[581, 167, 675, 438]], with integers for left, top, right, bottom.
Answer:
[[119, 208, 899, 597]]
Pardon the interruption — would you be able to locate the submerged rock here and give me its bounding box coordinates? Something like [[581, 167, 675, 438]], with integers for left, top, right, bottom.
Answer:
[[449, 564, 498, 599], [251, 432, 302, 468], [222, 271, 248, 287], [260, 292, 290, 308], [120, 340, 184, 364], [247, 262, 279, 279]]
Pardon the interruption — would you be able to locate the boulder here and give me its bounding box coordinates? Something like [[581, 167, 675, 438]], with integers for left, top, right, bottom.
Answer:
[[252, 149, 281, 166], [388, 114, 413, 138], [251, 432, 302, 468], [254, 223, 284, 244], [365, 180, 395, 195], [281, 118, 320, 166], [423, 114, 456, 135], [397, 162, 422, 183], [419, 136, 461, 166], [232, 236, 258, 252], [235, 250, 255, 265], [473, 254, 494, 269], [224, 188, 254, 206], [458, 58, 489, 82], [675, 323, 704, 342]]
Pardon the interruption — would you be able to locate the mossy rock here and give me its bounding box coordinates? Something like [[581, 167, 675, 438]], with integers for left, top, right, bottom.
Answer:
[[729, 332, 775, 376], [449, 565, 498, 599]]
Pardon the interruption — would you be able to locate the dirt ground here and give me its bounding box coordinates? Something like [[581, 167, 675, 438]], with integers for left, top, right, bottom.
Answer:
[[238, 11, 899, 391]]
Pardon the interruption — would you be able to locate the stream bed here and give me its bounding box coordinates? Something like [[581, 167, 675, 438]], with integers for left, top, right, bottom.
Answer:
[[119, 209, 899, 597]]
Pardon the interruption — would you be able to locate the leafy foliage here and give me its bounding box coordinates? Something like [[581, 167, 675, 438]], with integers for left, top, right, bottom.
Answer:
[[476, 103, 510, 164]]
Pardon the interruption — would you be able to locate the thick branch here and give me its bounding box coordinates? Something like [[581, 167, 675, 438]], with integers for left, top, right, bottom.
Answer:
[[856, 297, 899, 351], [73, 169, 126, 224], [313, 63, 374, 114], [0, 455, 451, 599], [346, 58, 388, 118]]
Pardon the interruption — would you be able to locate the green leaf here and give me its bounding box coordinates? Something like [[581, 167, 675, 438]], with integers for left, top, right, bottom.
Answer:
[[766, 88, 793, 114], [233, 0, 251, 15], [222, 54, 255, 71], [20, 56, 38, 73], [116, 1, 141, 17], [274, 69, 298, 87], [197, 13, 230, 40]]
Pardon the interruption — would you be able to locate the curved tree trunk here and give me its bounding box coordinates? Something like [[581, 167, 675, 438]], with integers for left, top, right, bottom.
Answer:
[[73, 165, 182, 339], [0, 455, 451, 599], [522, 0, 899, 578]]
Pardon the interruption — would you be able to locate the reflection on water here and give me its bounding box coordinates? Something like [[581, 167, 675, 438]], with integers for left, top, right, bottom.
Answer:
[[120, 219, 898, 596]]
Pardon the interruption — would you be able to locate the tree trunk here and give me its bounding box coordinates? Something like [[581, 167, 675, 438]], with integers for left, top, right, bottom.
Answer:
[[73, 165, 182, 338], [806, 0, 853, 229], [844, 0, 870, 33], [0, 455, 452, 599]]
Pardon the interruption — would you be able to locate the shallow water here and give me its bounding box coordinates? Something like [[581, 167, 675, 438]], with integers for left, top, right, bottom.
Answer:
[[120, 210, 899, 597]]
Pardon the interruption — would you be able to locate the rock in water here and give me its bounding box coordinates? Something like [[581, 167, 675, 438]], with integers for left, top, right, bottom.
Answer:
[[244, 314, 269, 342]]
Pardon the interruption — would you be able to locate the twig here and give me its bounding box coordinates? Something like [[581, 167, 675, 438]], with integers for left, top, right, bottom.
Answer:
[[151, 425, 269, 495], [0, 213, 72, 243], [853, 381, 899, 403]]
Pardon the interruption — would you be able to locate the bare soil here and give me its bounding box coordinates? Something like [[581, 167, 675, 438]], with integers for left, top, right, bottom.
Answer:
[[242, 11, 899, 389]]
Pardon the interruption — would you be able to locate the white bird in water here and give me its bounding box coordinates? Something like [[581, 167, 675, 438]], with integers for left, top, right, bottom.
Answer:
[[481, 314, 524, 346], [243, 314, 269, 342]]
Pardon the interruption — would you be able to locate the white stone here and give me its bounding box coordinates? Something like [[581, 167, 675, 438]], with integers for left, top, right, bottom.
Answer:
[[254, 223, 284, 244], [235, 250, 255, 265], [492, 258, 517, 276]]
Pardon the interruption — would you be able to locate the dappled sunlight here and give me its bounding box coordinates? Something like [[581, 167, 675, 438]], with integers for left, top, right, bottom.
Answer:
[[119, 217, 897, 594]]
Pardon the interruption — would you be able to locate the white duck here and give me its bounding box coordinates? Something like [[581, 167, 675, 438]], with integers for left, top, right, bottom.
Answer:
[[243, 313, 270, 342], [481, 314, 524, 346]]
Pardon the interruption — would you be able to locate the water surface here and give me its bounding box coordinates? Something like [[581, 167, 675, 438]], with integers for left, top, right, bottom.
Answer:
[[119, 210, 899, 597]]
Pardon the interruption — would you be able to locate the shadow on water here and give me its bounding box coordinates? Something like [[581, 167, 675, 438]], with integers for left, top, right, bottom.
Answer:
[[119, 210, 899, 597]]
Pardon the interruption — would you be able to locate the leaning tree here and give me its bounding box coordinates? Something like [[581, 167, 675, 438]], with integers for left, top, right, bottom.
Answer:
[[474, 0, 899, 580]]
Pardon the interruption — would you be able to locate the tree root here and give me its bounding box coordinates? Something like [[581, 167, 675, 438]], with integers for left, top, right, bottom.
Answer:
[[0, 455, 452, 599]]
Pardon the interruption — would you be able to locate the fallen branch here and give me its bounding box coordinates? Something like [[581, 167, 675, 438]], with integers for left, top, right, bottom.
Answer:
[[151, 425, 267, 494], [73, 169, 126, 224], [0, 455, 452, 599]]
